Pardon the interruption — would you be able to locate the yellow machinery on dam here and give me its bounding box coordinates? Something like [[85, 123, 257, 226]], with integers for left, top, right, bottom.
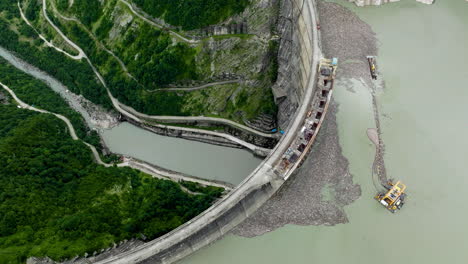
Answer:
[[318, 58, 338, 79], [375, 181, 407, 213]]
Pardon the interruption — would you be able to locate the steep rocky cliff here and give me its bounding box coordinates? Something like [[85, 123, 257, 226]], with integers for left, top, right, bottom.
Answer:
[[346, 0, 433, 6]]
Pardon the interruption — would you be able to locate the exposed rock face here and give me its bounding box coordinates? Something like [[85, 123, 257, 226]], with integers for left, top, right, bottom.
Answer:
[[196, 36, 267, 80], [346, 0, 433, 6], [187, 0, 278, 39]]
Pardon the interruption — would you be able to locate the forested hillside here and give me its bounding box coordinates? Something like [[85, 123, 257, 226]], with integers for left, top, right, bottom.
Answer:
[[0, 105, 222, 264], [0, 58, 102, 149], [0, 0, 111, 108], [40, 0, 277, 125], [0, 0, 278, 130], [130, 0, 250, 30]]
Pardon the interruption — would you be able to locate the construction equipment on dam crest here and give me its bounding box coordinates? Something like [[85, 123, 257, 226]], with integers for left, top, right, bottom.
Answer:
[[277, 58, 338, 180], [319, 58, 338, 78]]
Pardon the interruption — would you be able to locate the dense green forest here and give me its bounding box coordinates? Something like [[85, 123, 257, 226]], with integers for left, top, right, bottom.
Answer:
[[131, 0, 250, 30], [0, 105, 221, 264], [0, 12, 112, 109], [70, 0, 103, 27], [45, 5, 199, 115], [0, 58, 101, 149], [114, 24, 198, 87]]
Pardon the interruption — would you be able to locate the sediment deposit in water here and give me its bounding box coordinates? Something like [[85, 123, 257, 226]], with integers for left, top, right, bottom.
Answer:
[[320, 0, 393, 186], [233, 103, 361, 237], [319, 0, 390, 186]]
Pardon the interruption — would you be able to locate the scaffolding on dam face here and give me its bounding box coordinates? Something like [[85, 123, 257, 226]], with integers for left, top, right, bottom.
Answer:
[[276, 58, 338, 180]]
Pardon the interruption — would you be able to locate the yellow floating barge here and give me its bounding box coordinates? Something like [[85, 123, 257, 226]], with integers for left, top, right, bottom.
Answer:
[[375, 181, 406, 213], [366, 56, 377, 80]]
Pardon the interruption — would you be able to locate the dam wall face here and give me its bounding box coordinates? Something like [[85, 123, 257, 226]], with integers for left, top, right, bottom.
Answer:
[[274, 0, 316, 129], [139, 182, 279, 264]]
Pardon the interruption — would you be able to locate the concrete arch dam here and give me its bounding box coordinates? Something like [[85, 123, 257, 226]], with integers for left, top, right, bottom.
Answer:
[[84, 0, 322, 263]]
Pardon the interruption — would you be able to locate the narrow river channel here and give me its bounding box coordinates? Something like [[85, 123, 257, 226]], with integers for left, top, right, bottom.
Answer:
[[102, 123, 262, 185], [0, 46, 95, 127], [0, 48, 262, 186], [179, 1, 468, 263]]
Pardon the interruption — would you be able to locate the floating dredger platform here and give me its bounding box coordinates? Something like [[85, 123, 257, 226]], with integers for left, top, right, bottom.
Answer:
[[367, 56, 378, 80], [375, 181, 407, 213]]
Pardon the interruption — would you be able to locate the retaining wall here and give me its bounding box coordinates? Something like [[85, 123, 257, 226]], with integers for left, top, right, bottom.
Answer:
[[121, 116, 277, 157]]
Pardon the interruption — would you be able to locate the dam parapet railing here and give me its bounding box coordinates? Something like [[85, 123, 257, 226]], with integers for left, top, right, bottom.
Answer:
[[118, 156, 236, 191]]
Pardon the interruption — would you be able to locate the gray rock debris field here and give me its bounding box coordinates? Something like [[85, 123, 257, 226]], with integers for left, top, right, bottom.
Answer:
[[318, 1, 388, 186], [233, 102, 360, 237], [233, 0, 383, 237]]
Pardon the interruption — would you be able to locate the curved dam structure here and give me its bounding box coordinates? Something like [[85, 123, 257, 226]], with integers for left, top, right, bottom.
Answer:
[[86, 0, 323, 263]]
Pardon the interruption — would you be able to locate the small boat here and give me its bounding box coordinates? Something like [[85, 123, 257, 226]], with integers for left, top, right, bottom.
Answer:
[[375, 181, 406, 213], [366, 56, 378, 80]]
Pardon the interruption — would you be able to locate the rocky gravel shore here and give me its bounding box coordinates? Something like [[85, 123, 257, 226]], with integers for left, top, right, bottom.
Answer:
[[320, 0, 388, 186], [68, 92, 120, 130], [233, 102, 361, 237]]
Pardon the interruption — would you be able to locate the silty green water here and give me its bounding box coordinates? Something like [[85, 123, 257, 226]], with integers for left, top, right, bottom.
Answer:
[[179, 1, 468, 263], [102, 123, 262, 185]]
